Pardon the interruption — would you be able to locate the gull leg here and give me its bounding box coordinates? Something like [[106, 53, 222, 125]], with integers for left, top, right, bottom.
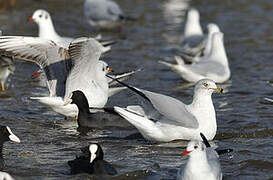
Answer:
[[1, 82, 5, 91]]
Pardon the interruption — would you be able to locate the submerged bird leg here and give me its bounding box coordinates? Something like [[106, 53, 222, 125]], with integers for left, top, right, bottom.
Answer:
[[1, 82, 5, 91]]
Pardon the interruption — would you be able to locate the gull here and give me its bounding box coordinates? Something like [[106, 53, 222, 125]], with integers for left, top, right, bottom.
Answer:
[[179, 23, 221, 63], [84, 0, 135, 29], [0, 55, 14, 91], [159, 32, 231, 83], [177, 133, 222, 180], [0, 36, 111, 118], [32, 68, 140, 97], [0, 31, 14, 91], [179, 8, 205, 57], [28, 9, 107, 49], [111, 78, 224, 142]]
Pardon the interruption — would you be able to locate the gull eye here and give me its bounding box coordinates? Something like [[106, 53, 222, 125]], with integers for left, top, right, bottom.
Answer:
[[194, 145, 198, 149], [39, 14, 42, 18], [203, 82, 208, 87]]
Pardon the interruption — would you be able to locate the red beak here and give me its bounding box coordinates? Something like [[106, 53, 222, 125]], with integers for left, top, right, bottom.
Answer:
[[32, 71, 41, 79], [181, 150, 192, 157], [28, 17, 35, 22]]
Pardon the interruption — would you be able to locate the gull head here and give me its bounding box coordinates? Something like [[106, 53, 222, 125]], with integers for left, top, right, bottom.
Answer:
[[187, 8, 200, 21], [99, 61, 113, 75], [181, 140, 206, 157], [194, 79, 224, 95], [89, 143, 104, 163], [207, 23, 220, 35], [28, 9, 52, 25]]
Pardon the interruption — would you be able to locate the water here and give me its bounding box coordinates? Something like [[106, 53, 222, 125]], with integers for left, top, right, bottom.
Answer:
[[0, 0, 272, 179]]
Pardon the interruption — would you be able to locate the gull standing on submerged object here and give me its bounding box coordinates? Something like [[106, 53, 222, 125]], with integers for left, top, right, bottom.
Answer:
[[160, 32, 231, 83], [0, 36, 112, 118], [110, 78, 224, 142]]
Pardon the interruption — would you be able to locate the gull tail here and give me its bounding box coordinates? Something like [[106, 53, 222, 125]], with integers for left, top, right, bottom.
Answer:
[[114, 106, 157, 134], [158, 56, 185, 68]]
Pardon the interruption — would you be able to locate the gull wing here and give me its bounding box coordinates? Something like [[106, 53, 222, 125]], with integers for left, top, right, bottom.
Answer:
[[0, 36, 72, 97], [65, 37, 104, 99], [106, 75, 199, 128], [137, 89, 199, 128], [187, 60, 225, 77]]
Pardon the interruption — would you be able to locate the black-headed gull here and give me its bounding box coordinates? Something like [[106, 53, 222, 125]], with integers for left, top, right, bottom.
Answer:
[[68, 143, 117, 175], [28, 9, 109, 50], [110, 78, 224, 142], [177, 133, 222, 180], [0, 36, 111, 118], [0, 55, 14, 91], [0, 31, 14, 91], [84, 0, 135, 29], [160, 32, 231, 83]]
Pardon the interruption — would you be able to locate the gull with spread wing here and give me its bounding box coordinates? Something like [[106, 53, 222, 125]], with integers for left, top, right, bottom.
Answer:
[[0, 36, 111, 118]]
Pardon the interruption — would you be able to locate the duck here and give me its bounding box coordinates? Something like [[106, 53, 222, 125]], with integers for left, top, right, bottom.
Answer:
[[68, 143, 117, 175], [64, 90, 119, 128], [0, 126, 20, 170]]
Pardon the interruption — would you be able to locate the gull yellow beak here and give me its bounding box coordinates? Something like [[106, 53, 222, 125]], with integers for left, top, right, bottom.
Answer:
[[214, 87, 224, 94], [107, 68, 113, 72]]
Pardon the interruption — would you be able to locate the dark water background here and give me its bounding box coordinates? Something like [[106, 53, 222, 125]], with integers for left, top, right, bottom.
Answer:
[[0, 0, 273, 179]]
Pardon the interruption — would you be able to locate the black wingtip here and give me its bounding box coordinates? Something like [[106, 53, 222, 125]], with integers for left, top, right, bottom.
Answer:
[[200, 132, 211, 148], [216, 148, 233, 155], [106, 74, 151, 103]]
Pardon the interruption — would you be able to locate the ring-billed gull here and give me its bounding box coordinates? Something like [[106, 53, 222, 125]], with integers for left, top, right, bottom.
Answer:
[[177, 133, 222, 180], [0, 36, 111, 118], [84, 0, 135, 29], [160, 32, 231, 83], [110, 78, 224, 142]]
